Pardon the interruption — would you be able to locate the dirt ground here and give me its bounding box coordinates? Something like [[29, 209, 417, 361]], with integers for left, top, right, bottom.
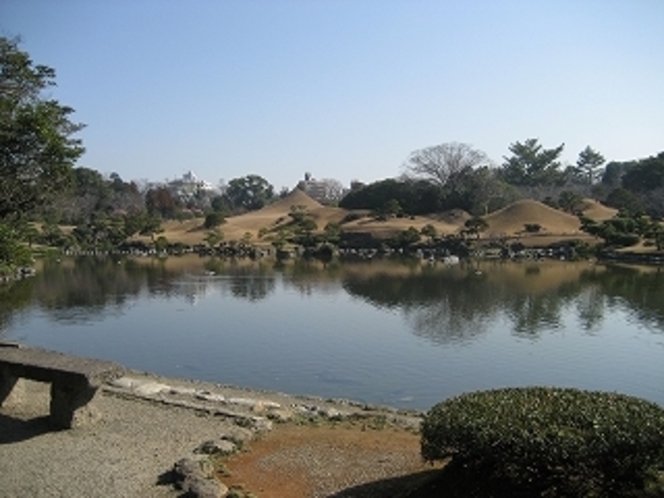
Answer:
[[219, 418, 445, 498]]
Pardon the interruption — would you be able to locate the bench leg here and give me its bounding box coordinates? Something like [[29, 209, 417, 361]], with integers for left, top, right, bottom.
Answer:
[[50, 381, 101, 429], [0, 365, 24, 409]]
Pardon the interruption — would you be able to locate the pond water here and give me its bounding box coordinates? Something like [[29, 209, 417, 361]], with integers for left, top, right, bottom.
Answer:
[[2, 256, 663, 411]]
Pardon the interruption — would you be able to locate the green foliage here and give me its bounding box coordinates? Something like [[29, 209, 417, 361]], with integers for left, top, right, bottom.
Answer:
[[575, 145, 605, 185], [204, 229, 223, 249], [0, 223, 32, 270], [500, 138, 565, 187], [204, 211, 226, 229], [224, 174, 274, 212], [523, 223, 542, 233], [622, 152, 664, 193], [420, 224, 437, 242], [323, 222, 341, 244], [606, 188, 645, 216], [421, 387, 664, 497], [558, 190, 586, 214], [0, 37, 85, 222], [339, 178, 443, 215], [463, 217, 488, 238], [390, 226, 421, 248]]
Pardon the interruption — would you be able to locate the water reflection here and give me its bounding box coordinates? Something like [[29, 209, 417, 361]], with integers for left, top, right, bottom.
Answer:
[[2, 255, 663, 409], [4, 257, 663, 341]]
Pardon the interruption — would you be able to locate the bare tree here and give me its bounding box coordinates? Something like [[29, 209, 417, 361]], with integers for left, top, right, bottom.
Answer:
[[404, 142, 490, 187]]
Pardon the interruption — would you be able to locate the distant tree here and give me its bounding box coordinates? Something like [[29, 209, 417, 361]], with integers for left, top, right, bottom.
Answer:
[[139, 216, 163, 241], [204, 229, 223, 249], [464, 217, 489, 239], [204, 211, 226, 229], [602, 161, 634, 189], [0, 36, 85, 223], [288, 205, 308, 224], [621, 152, 664, 193], [446, 166, 520, 215], [421, 224, 438, 243], [601, 152, 664, 217], [340, 178, 443, 215], [405, 142, 489, 188], [379, 199, 403, 219], [225, 174, 274, 212], [210, 195, 229, 213], [575, 146, 605, 185], [499, 138, 565, 187], [558, 190, 586, 214], [393, 226, 421, 249], [145, 187, 178, 218], [323, 222, 341, 245], [605, 188, 644, 216]]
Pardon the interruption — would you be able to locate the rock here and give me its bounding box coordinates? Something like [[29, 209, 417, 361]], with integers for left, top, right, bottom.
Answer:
[[133, 381, 170, 396], [172, 457, 227, 497], [195, 439, 237, 456], [173, 458, 205, 485], [109, 377, 136, 389], [168, 386, 198, 396], [195, 390, 226, 403], [182, 475, 228, 498], [222, 426, 253, 443], [319, 407, 343, 419], [267, 407, 294, 422]]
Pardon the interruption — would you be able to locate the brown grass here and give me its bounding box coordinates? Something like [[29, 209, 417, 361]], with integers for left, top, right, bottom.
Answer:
[[580, 198, 619, 221], [483, 199, 582, 237], [134, 193, 619, 248]]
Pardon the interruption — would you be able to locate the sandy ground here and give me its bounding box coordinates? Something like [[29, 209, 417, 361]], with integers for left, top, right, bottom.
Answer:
[[0, 371, 423, 498]]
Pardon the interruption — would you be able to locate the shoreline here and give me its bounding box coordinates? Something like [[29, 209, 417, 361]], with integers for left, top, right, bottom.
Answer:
[[0, 370, 423, 497]]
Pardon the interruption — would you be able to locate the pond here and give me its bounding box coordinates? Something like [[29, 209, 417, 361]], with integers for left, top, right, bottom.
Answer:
[[2, 255, 663, 411]]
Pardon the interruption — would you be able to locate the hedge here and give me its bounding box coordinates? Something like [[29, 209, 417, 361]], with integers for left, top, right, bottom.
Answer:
[[421, 387, 664, 496]]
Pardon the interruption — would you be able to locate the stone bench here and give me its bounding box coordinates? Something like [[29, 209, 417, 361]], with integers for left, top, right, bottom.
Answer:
[[0, 342, 125, 429]]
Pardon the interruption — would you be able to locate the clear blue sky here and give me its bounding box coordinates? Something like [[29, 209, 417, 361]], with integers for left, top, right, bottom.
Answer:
[[2, 0, 663, 191]]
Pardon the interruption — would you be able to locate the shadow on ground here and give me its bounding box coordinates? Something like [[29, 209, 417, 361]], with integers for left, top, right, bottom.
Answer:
[[0, 413, 52, 444]]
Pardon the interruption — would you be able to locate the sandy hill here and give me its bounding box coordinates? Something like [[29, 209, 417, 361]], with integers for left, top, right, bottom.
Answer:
[[580, 199, 618, 222], [484, 200, 582, 236], [140, 194, 602, 246], [223, 190, 349, 238]]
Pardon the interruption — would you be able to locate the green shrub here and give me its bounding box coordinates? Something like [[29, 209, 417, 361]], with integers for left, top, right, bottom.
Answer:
[[421, 387, 664, 496]]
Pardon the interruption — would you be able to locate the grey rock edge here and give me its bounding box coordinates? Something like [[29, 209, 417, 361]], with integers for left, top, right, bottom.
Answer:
[[105, 371, 422, 498]]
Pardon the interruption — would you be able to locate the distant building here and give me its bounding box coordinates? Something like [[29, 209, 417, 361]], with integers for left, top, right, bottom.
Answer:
[[168, 170, 216, 206], [299, 172, 347, 204]]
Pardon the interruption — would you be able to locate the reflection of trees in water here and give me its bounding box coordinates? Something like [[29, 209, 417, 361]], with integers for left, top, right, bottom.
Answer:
[[32, 257, 181, 322], [503, 293, 564, 337], [577, 265, 664, 330], [280, 259, 344, 296], [0, 278, 35, 336], [228, 273, 276, 302], [4, 257, 664, 338], [203, 259, 277, 302], [574, 285, 605, 331], [343, 268, 501, 344], [342, 263, 664, 344]]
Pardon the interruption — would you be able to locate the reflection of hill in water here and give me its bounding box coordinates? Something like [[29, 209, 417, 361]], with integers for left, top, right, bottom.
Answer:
[[342, 261, 664, 344], [9, 257, 664, 342]]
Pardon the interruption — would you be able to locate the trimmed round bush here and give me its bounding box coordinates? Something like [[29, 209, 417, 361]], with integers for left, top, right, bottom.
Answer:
[[421, 387, 664, 496]]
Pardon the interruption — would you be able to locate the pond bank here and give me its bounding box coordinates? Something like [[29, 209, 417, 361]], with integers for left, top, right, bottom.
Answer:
[[0, 370, 422, 497]]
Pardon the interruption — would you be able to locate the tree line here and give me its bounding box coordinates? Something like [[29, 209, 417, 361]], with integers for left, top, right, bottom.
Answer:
[[2, 36, 663, 272]]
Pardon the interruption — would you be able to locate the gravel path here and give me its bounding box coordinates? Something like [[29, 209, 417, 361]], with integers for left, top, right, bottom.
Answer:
[[0, 371, 421, 498]]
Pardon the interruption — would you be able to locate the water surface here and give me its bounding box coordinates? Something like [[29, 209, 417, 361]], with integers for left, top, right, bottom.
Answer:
[[2, 256, 662, 410]]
